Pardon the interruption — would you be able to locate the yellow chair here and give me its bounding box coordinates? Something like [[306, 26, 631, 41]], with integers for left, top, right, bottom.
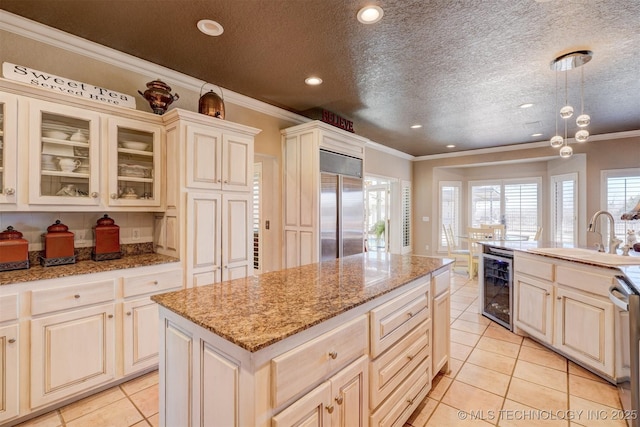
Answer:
[[467, 227, 491, 278], [534, 226, 543, 241], [443, 225, 469, 275]]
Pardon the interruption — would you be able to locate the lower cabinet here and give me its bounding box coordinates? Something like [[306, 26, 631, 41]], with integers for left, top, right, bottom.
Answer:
[[0, 324, 19, 424], [431, 268, 450, 377], [123, 298, 160, 375], [514, 275, 554, 344], [272, 356, 368, 427], [30, 303, 116, 408]]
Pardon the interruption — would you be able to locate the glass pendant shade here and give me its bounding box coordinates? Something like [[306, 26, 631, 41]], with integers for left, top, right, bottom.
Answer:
[[575, 129, 590, 142], [550, 135, 564, 148], [560, 105, 574, 119], [559, 145, 573, 158], [576, 114, 591, 127]]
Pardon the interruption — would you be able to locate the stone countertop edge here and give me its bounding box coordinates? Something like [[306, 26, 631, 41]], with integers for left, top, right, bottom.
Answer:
[[152, 253, 454, 353], [0, 253, 180, 286], [479, 240, 640, 292]]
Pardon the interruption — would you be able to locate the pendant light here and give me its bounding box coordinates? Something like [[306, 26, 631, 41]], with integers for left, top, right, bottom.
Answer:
[[550, 50, 593, 158]]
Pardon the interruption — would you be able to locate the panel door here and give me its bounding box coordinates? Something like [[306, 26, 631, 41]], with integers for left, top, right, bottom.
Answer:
[[330, 356, 368, 427], [222, 193, 252, 280], [200, 342, 240, 427], [432, 290, 450, 377], [555, 286, 614, 376], [187, 192, 222, 287], [186, 125, 222, 190], [0, 92, 18, 204], [272, 381, 332, 427], [30, 304, 115, 408], [123, 298, 159, 375], [222, 133, 252, 192], [163, 321, 193, 427], [514, 275, 554, 344], [28, 99, 101, 206], [0, 324, 19, 423]]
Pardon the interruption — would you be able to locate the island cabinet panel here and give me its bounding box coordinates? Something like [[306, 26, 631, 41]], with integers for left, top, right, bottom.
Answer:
[[201, 342, 240, 427], [163, 321, 193, 427], [271, 315, 368, 408], [272, 381, 332, 427], [514, 275, 554, 344], [431, 268, 450, 378], [370, 282, 429, 358]]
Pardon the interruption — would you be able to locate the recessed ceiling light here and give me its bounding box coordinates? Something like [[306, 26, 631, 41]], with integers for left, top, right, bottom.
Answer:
[[446, 144, 456, 148], [531, 133, 543, 137], [197, 19, 224, 36], [357, 5, 384, 24], [410, 124, 422, 129], [305, 76, 323, 86], [519, 103, 534, 109]]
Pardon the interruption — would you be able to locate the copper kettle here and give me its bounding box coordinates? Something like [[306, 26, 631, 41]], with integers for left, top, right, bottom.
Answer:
[[198, 83, 225, 119], [138, 79, 179, 115]]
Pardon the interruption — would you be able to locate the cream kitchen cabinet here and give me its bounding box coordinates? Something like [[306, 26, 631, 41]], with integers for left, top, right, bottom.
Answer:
[[0, 92, 18, 205], [0, 293, 20, 424], [281, 121, 368, 268], [107, 116, 163, 208], [27, 98, 102, 206], [514, 274, 554, 344], [431, 268, 450, 378], [272, 356, 368, 427]]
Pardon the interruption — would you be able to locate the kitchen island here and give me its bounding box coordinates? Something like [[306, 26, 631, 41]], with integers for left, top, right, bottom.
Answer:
[[151, 253, 453, 427]]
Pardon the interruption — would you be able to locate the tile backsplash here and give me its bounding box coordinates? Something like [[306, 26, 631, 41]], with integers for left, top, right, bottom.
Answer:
[[0, 212, 155, 251]]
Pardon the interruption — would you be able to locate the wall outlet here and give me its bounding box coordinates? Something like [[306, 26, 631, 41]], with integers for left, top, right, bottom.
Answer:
[[132, 228, 140, 241], [75, 230, 86, 242], [422, 216, 430, 222], [425, 245, 429, 250]]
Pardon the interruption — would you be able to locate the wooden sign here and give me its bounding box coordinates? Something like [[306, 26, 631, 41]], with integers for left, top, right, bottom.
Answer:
[[2, 62, 136, 109], [321, 110, 354, 133]]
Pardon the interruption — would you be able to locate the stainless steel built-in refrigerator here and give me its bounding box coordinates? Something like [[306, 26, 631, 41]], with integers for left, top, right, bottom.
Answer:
[[319, 150, 364, 261]]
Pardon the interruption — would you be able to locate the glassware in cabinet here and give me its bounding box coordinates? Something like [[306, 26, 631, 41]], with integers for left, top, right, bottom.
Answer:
[[0, 92, 18, 204], [108, 117, 162, 207], [28, 100, 101, 205]]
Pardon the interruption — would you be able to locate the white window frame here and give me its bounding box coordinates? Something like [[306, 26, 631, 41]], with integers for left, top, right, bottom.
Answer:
[[550, 172, 578, 245], [601, 168, 640, 243], [439, 180, 462, 252]]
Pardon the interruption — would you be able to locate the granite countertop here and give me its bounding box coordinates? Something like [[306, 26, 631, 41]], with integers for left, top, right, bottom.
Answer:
[[152, 253, 453, 353], [1, 252, 179, 286]]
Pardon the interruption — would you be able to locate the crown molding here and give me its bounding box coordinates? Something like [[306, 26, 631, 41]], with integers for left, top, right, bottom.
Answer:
[[0, 10, 308, 125], [365, 140, 414, 160]]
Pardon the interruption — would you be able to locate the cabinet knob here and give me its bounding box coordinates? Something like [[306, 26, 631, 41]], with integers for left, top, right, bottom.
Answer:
[[326, 405, 334, 414], [407, 354, 414, 361], [224, 265, 228, 269], [110, 193, 118, 199], [4, 188, 15, 196], [224, 180, 228, 184], [217, 179, 222, 183], [90, 192, 99, 198], [557, 296, 562, 300], [74, 294, 81, 299], [108, 314, 114, 319], [153, 280, 159, 285], [407, 311, 414, 317], [545, 292, 551, 296], [126, 311, 132, 316], [8, 338, 16, 344], [328, 351, 338, 359], [407, 397, 415, 405], [335, 396, 343, 405]]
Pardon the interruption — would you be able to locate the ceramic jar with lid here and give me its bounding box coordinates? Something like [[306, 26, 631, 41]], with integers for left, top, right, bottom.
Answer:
[[92, 214, 122, 261], [41, 220, 76, 266], [0, 225, 29, 271]]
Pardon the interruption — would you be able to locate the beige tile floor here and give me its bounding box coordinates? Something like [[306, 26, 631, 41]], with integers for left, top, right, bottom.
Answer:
[[16, 273, 626, 427]]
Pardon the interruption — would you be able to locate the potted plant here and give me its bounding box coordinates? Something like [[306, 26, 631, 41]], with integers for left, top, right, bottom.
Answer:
[[371, 220, 385, 248]]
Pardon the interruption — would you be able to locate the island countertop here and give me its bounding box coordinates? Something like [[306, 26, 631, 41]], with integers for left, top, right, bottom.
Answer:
[[152, 253, 452, 352]]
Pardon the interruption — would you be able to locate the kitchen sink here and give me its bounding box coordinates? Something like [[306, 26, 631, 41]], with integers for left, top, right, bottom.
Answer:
[[528, 247, 640, 266]]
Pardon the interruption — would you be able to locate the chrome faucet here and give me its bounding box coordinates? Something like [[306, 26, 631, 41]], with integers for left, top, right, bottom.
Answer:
[[587, 210, 622, 254]]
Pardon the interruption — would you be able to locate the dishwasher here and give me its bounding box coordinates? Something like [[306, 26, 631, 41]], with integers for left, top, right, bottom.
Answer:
[[609, 275, 640, 427]]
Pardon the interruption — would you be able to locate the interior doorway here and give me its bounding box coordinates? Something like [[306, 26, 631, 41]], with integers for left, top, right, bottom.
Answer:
[[365, 177, 391, 252]]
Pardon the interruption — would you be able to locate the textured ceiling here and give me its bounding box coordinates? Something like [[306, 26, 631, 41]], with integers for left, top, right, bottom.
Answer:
[[2, 0, 640, 156]]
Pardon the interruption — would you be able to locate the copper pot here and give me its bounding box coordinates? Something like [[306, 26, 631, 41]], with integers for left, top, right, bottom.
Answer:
[[138, 79, 179, 115], [198, 83, 225, 119]]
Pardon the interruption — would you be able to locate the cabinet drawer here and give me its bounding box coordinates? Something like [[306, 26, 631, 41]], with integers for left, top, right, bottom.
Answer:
[[370, 282, 429, 358], [515, 256, 554, 282], [123, 268, 182, 298], [370, 319, 431, 409], [0, 293, 19, 322], [31, 280, 115, 315], [556, 265, 614, 297], [272, 315, 368, 408], [370, 357, 431, 427]]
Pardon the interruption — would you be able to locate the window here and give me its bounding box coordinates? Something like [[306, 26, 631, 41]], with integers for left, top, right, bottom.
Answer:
[[551, 173, 577, 244], [603, 168, 640, 241], [401, 180, 411, 253], [439, 181, 462, 251], [252, 163, 262, 273], [469, 178, 541, 240]]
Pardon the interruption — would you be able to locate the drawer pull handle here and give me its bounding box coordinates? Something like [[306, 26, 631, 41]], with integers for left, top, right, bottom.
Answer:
[[407, 354, 414, 361], [153, 280, 159, 285], [407, 311, 413, 317], [126, 311, 132, 316], [407, 397, 415, 405], [108, 314, 114, 319], [328, 351, 338, 359], [326, 405, 334, 414], [335, 396, 343, 405], [74, 294, 81, 299], [8, 338, 16, 344]]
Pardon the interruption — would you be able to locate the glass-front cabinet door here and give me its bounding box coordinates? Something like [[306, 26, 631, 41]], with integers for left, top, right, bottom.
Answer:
[[107, 117, 162, 208], [0, 93, 18, 204], [28, 100, 101, 205]]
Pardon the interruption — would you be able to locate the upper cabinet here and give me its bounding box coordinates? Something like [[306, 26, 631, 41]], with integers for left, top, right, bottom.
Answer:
[[0, 92, 18, 205], [28, 99, 101, 206], [107, 117, 162, 207]]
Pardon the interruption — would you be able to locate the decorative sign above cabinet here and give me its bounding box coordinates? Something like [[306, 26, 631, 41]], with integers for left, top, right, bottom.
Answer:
[[2, 62, 136, 109]]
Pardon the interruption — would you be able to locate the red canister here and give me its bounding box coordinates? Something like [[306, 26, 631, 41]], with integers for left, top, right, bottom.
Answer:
[[42, 220, 75, 266], [0, 226, 29, 271], [92, 214, 121, 261]]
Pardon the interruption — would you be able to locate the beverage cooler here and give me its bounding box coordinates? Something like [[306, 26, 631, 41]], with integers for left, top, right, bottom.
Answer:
[[481, 246, 514, 330]]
